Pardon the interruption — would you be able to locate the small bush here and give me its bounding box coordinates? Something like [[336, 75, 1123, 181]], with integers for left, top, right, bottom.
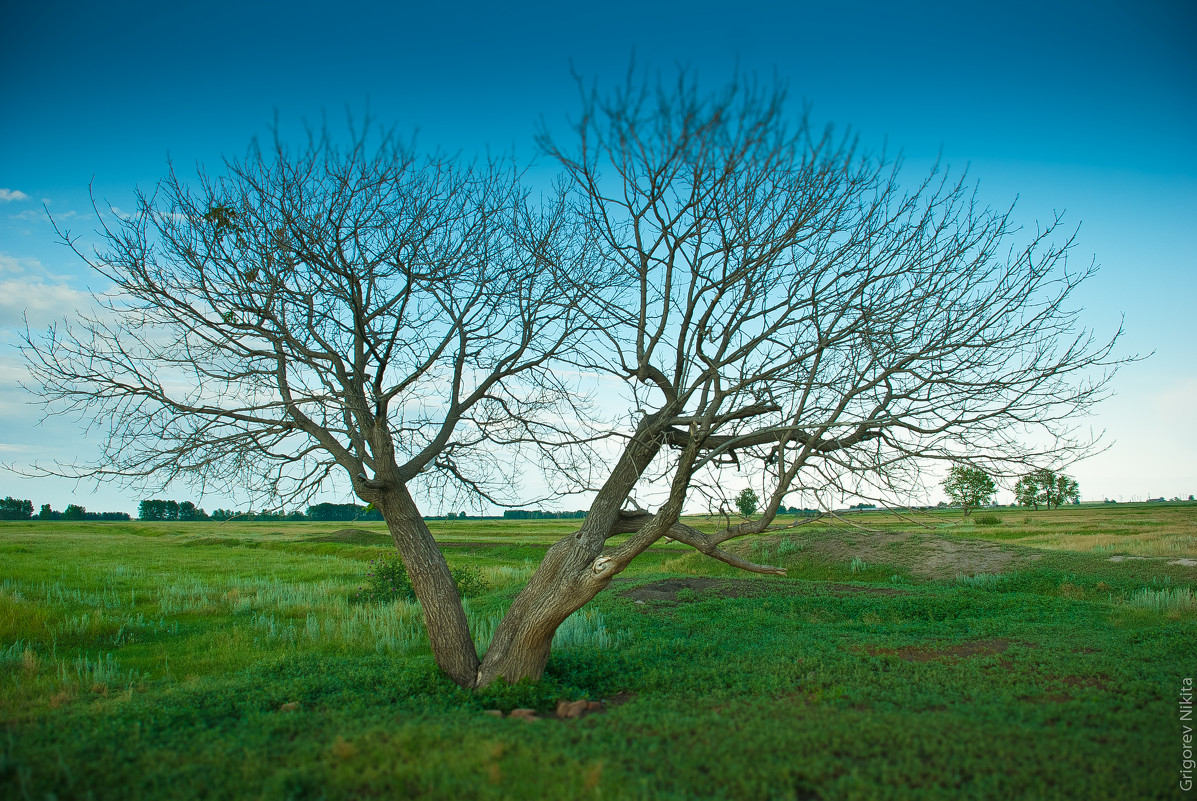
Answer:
[[975, 514, 1002, 526], [357, 558, 490, 603], [450, 565, 490, 598], [751, 540, 772, 559], [357, 557, 414, 603]]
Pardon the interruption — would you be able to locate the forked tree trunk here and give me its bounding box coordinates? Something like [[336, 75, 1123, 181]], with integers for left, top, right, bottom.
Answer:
[[374, 413, 672, 689]]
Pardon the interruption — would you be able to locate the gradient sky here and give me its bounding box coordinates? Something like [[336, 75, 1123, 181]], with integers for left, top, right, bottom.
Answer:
[[1, 0, 1194, 514]]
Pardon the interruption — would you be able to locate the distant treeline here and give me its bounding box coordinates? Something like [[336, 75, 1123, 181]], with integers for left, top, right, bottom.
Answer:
[[502, 510, 588, 520], [0, 497, 131, 521], [2, 496, 835, 524], [135, 500, 387, 522]]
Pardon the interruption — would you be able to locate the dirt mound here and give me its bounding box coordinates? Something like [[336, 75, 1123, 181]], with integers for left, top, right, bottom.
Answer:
[[796, 529, 1037, 579], [618, 577, 726, 601], [308, 528, 392, 545], [617, 577, 907, 603]]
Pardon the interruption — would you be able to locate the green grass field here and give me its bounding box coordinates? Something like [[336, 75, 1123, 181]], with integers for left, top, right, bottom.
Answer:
[[2, 503, 1195, 799]]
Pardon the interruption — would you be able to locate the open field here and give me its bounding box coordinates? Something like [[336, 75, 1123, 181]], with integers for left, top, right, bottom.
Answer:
[[2, 503, 1195, 799]]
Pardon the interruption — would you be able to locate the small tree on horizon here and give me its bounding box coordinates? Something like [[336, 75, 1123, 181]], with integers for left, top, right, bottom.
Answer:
[[941, 466, 997, 517], [1015, 470, 1080, 510], [735, 488, 760, 518]]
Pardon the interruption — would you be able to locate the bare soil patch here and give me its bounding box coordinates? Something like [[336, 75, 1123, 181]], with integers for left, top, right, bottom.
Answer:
[[1016, 673, 1111, 704], [617, 577, 726, 602], [794, 529, 1039, 579]]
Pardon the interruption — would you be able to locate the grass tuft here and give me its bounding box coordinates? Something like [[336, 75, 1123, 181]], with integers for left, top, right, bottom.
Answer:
[[955, 572, 1005, 589], [1124, 586, 1196, 613], [553, 608, 623, 650]]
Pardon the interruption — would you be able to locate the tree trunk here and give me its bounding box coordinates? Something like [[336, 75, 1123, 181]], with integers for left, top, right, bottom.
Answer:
[[475, 411, 673, 685], [375, 486, 480, 687], [475, 534, 611, 685]]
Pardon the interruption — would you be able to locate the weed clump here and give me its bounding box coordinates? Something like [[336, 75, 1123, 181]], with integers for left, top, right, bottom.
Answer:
[[356, 557, 490, 604], [450, 565, 490, 598], [357, 557, 414, 603], [1126, 586, 1195, 613]]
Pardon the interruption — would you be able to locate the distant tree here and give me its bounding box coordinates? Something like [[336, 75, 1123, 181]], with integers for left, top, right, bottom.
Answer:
[[942, 466, 997, 517], [306, 502, 363, 521], [1044, 474, 1080, 509], [139, 499, 180, 520], [62, 504, 86, 520], [1015, 470, 1079, 510], [0, 497, 34, 520], [38, 503, 57, 520], [735, 488, 760, 518], [178, 501, 208, 521], [1014, 475, 1039, 510]]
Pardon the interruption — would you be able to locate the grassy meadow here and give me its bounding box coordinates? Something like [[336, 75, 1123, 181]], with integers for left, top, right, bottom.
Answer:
[[1, 503, 1195, 799]]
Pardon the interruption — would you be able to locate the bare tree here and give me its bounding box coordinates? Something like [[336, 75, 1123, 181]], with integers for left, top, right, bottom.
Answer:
[[472, 72, 1122, 684], [24, 72, 1123, 689], [23, 122, 595, 688]]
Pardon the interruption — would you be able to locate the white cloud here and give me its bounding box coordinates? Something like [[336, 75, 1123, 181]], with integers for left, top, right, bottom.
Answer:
[[9, 208, 85, 223], [0, 278, 96, 328], [0, 254, 32, 275], [0, 189, 29, 202], [0, 254, 107, 328]]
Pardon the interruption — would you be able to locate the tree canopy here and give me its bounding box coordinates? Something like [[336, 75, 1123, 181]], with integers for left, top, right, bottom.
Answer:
[[1015, 470, 1081, 510], [942, 466, 998, 517]]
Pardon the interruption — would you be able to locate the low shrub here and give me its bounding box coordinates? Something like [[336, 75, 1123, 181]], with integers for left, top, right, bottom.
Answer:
[[450, 565, 490, 598], [357, 557, 413, 603], [356, 558, 491, 603]]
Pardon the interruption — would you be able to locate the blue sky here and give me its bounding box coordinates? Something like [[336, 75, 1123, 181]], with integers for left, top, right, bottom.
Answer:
[[1, 0, 1194, 513]]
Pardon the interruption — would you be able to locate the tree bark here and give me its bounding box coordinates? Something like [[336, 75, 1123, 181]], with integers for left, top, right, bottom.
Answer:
[[475, 412, 671, 685], [374, 485, 480, 687], [474, 535, 610, 685]]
